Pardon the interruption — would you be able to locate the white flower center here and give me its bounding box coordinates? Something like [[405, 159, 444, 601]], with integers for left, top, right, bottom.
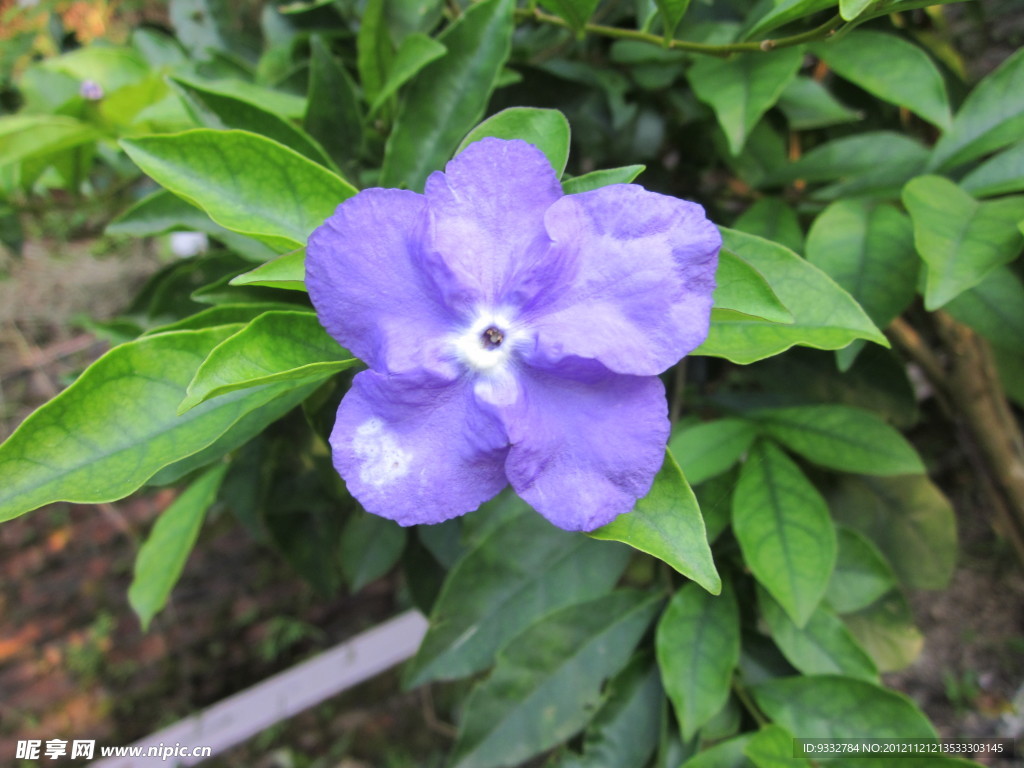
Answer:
[[451, 310, 524, 373]]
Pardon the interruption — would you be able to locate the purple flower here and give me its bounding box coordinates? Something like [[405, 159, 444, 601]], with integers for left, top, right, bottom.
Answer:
[[79, 80, 104, 101], [307, 138, 720, 531]]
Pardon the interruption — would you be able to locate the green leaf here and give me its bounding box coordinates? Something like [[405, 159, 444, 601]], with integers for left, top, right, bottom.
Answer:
[[830, 475, 957, 590], [743, 0, 835, 40], [813, 31, 951, 129], [173, 78, 307, 119], [732, 441, 837, 626], [229, 249, 307, 291], [930, 47, 1024, 171], [772, 132, 930, 199], [369, 33, 447, 114], [356, 0, 392, 107], [825, 527, 898, 614], [121, 130, 357, 251], [838, 0, 872, 20], [750, 405, 924, 475], [960, 140, 1024, 198], [539, 0, 600, 32], [758, 588, 878, 682], [303, 36, 363, 174], [179, 311, 357, 412], [380, 0, 514, 191], [458, 107, 571, 178], [405, 501, 631, 686], [682, 734, 755, 768], [695, 229, 886, 364], [0, 115, 97, 166], [689, 47, 803, 155], [752, 675, 937, 739], [656, 582, 740, 741], [842, 591, 924, 672], [733, 197, 804, 254], [902, 175, 1024, 309], [339, 512, 407, 591], [945, 266, 1024, 355], [0, 327, 315, 522], [554, 655, 662, 768], [450, 591, 662, 768], [777, 76, 862, 131], [591, 451, 720, 594], [128, 463, 227, 630], [668, 418, 757, 486], [143, 303, 297, 336], [655, 0, 692, 39], [744, 724, 812, 768], [170, 74, 336, 168], [712, 249, 793, 323], [561, 165, 645, 194]]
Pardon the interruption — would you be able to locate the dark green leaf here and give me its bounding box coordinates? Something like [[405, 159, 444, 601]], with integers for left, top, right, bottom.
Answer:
[[825, 527, 897, 614], [591, 451, 720, 594], [712, 249, 793, 323], [777, 76, 862, 131], [356, 0, 392, 107], [305, 36, 363, 174], [733, 198, 804, 254], [733, 441, 837, 626], [121, 129, 357, 250], [561, 165, 645, 194], [743, 0, 835, 40], [458, 107, 571, 177], [656, 582, 740, 740], [450, 591, 662, 768], [539, 0, 599, 32], [380, 0, 514, 191], [339, 512, 407, 591], [689, 47, 803, 155], [128, 463, 227, 630], [369, 33, 447, 114], [668, 418, 757, 486], [945, 266, 1024, 355], [813, 31, 951, 129], [682, 733, 754, 768], [902, 175, 1024, 309], [406, 501, 631, 686], [960, 141, 1024, 198], [654, 0, 692, 39]]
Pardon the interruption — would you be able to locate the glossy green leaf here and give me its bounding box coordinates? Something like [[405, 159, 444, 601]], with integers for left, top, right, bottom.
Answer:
[[806, 200, 918, 342], [174, 78, 307, 119], [758, 587, 878, 682], [744, 724, 811, 768], [356, 0, 392, 107], [304, 36, 363, 173], [682, 734, 754, 768], [369, 33, 447, 114], [339, 512, 407, 591], [902, 175, 1024, 309], [656, 582, 740, 740], [695, 229, 886, 364], [591, 451, 720, 594], [733, 197, 804, 254], [0, 115, 97, 166], [960, 141, 1024, 198], [0, 327, 316, 522], [689, 48, 803, 155], [561, 165, 645, 194], [830, 474, 957, 590], [838, 0, 872, 19], [380, 0, 514, 191], [128, 463, 227, 630], [945, 266, 1024, 355], [122, 130, 357, 250], [733, 441, 837, 626], [458, 107, 571, 178], [825, 527, 898, 614], [750, 405, 924, 475], [450, 591, 661, 768], [668, 418, 757, 486], [655, 0, 692, 39], [230, 249, 307, 291], [752, 675, 936, 739], [842, 591, 924, 672], [406, 501, 631, 686], [743, 0, 835, 40], [930, 47, 1024, 171], [712, 250, 792, 323], [554, 655, 662, 768], [813, 32, 951, 129], [778, 76, 861, 131], [540, 0, 600, 32], [180, 311, 356, 412], [170, 74, 335, 168]]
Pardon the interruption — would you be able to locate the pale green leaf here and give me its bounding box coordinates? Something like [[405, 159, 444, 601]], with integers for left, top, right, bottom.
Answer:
[[825, 527, 897, 614], [230, 249, 307, 291], [744, 724, 812, 768], [945, 266, 1024, 355], [838, 0, 872, 20], [960, 141, 1024, 198], [0, 115, 97, 166], [743, 0, 835, 40], [668, 418, 757, 486], [369, 33, 447, 114], [712, 249, 793, 323], [458, 107, 571, 177], [842, 591, 924, 672], [561, 165, 645, 194]]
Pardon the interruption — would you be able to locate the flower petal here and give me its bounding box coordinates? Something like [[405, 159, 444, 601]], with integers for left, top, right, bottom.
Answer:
[[424, 138, 564, 309], [525, 184, 721, 376], [307, 188, 462, 378], [332, 370, 510, 526], [495, 363, 669, 531]]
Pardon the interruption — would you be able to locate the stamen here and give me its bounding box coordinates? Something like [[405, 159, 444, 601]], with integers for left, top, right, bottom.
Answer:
[[483, 327, 504, 348]]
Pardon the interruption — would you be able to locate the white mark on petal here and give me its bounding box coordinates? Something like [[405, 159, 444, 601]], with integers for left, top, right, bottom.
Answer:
[[353, 418, 411, 486]]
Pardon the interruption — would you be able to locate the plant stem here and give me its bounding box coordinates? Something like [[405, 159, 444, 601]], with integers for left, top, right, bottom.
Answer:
[[732, 679, 768, 726], [514, 9, 843, 56]]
